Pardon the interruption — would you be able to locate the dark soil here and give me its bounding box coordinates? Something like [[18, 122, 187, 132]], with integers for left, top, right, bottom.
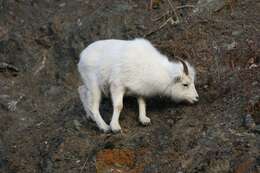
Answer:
[[0, 0, 259, 172]]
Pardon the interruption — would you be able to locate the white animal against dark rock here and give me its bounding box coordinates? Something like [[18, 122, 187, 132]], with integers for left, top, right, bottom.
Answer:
[[78, 38, 199, 133]]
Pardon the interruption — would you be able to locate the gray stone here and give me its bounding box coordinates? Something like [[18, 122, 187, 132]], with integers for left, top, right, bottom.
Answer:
[[244, 114, 256, 130], [193, 0, 226, 13]]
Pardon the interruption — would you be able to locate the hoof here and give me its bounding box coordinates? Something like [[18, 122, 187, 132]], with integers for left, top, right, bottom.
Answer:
[[110, 122, 122, 133], [99, 124, 111, 133], [111, 128, 122, 133], [140, 117, 151, 126], [102, 128, 111, 133]]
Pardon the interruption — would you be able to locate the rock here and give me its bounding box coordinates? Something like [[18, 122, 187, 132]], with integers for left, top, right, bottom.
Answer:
[[193, 0, 226, 13], [166, 119, 174, 127], [249, 64, 258, 69], [59, 3, 66, 7], [96, 148, 136, 173], [234, 158, 257, 173], [232, 30, 243, 36], [73, 119, 82, 131], [252, 81, 258, 86], [0, 62, 19, 73], [223, 41, 237, 51], [244, 114, 256, 130], [77, 18, 82, 27]]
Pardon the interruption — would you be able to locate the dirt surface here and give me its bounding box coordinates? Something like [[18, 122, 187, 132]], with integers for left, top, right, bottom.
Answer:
[[0, 0, 259, 172]]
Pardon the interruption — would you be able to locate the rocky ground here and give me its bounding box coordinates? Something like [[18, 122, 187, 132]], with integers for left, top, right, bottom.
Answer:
[[0, 0, 259, 172]]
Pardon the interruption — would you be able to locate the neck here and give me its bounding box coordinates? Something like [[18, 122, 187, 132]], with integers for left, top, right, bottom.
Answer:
[[158, 59, 182, 95], [167, 61, 183, 78]]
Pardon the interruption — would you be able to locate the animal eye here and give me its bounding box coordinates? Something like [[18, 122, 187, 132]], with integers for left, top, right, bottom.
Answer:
[[183, 84, 189, 87]]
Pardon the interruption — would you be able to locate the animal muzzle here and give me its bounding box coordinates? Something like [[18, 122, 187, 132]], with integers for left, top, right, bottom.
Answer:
[[193, 96, 199, 103], [187, 96, 199, 104]]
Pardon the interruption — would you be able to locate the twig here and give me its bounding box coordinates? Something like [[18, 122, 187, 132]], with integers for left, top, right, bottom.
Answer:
[[160, 17, 178, 28], [146, 1, 193, 37], [79, 140, 112, 173], [148, 0, 153, 10], [144, 17, 178, 37], [153, 0, 180, 25], [7, 95, 24, 112], [152, 10, 171, 22], [34, 55, 47, 76], [176, 5, 195, 10], [144, 28, 161, 37], [80, 158, 88, 173], [212, 41, 221, 81], [167, 0, 180, 24], [152, 4, 194, 22]]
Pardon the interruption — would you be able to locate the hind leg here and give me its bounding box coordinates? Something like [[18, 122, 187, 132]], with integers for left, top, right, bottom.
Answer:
[[88, 85, 110, 132], [80, 73, 110, 132]]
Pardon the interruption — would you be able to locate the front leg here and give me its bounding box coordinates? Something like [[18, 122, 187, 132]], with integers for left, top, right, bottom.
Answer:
[[110, 85, 124, 133], [137, 97, 151, 125]]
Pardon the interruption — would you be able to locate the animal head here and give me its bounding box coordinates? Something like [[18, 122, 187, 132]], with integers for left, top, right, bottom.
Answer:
[[170, 59, 199, 104]]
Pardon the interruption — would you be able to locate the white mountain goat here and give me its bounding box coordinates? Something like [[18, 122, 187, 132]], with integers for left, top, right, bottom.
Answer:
[[78, 38, 199, 133]]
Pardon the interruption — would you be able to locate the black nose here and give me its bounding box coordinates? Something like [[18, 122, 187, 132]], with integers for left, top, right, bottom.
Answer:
[[195, 96, 199, 101]]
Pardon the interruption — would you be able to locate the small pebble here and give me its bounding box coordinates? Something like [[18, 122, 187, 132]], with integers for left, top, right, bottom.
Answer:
[[76, 160, 81, 164], [252, 81, 258, 86], [73, 120, 82, 131], [77, 18, 82, 27], [203, 85, 209, 89], [244, 114, 256, 130], [167, 119, 174, 127], [232, 30, 242, 36], [223, 41, 237, 51], [59, 3, 66, 7]]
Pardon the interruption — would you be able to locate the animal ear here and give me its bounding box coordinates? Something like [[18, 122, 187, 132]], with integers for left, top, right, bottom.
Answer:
[[174, 76, 182, 83]]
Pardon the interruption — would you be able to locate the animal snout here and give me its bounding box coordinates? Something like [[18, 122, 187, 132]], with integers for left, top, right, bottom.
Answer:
[[193, 96, 199, 103]]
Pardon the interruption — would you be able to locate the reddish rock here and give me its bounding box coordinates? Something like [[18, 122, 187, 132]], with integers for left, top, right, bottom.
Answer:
[[234, 158, 257, 173]]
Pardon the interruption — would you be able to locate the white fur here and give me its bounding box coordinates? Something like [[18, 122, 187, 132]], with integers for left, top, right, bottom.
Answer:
[[78, 38, 199, 132]]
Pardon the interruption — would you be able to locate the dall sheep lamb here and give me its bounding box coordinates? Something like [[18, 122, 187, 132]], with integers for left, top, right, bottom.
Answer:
[[78, 38, 199, 133]]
